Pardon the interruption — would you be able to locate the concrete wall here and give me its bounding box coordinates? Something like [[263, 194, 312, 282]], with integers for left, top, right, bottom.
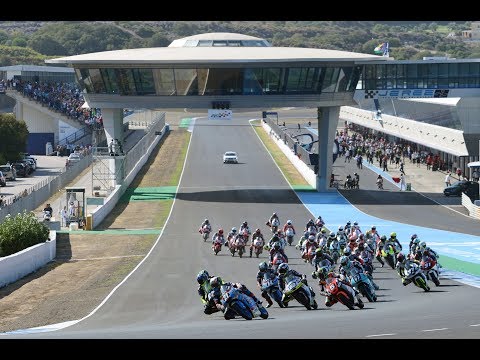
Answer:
[[462, 193, 480, 219], [0, 230, 56, 288], [90, 124, 169, 228], [261, 121, 316, 188]]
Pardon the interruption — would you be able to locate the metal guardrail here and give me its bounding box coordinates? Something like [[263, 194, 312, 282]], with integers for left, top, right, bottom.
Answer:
[[264, 117, 314, 170]]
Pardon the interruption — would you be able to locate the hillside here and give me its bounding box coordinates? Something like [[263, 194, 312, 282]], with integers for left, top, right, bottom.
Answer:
[[0, 21, 479, 66]]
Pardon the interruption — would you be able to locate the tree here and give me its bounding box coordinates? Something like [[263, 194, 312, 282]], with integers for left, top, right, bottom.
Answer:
[[148, 33, 170, 47], [0, 30, 9, 45], [0, 113, 29, 163], [11, 37, 27, 47], [28, 34, 67, 56]]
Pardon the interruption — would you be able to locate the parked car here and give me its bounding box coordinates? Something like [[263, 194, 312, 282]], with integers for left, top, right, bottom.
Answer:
[[443, 180, 479, 197], [17, 160, 33, 174], [23, 158, 36, 171], [0, 171, 6, 187], [68, 153, 82, 164], [223, 151, 239, 164], [0, 164, 16, 181], [12, 162, 29, 177]]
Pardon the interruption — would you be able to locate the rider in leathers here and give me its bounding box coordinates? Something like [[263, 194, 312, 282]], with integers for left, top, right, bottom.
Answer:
[[196, 269, 219, 315], [313, 266, 363, 308], [199, 219, 212, 234], [211, 228, 225, 246], [256, 261, 277, 308], [277, 263, 316, 306], [395, 252, 421, 286], [312, 248, 335, 271], [250, 228, 265, 258], [269, 241, 288, 263], [208, 277, 263, 320]]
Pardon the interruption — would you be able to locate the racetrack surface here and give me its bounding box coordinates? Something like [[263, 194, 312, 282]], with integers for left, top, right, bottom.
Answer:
[[7, 115, 480, 338]]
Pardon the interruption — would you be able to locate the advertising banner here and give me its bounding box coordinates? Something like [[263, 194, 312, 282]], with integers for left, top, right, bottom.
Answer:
[[208, 109, 233, 120]]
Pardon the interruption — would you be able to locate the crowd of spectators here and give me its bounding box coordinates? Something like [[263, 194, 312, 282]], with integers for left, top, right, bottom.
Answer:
[[6, 79, 103, 130], [335, 122, 469, 180]]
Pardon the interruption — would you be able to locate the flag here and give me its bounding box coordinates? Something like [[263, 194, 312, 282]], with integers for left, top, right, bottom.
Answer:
[[374, 42, 389, 56]]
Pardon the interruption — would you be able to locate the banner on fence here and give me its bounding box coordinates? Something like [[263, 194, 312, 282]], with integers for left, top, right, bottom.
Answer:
[[208, 109, 232, 120]]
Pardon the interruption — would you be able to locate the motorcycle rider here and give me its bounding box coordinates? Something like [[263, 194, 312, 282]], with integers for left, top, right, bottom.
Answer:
[[304, 218, 316, 233], [386, 232, 403, 254], [365, 225, 380, 244], [226, 227, 238, 248], [208, 276, 263, 320], [375, 235, 387, 267], [314, 215, 325, 229], [312, 248, 335, 271], [356, 243, 380, 290], [196, 270, 219, 315], [199, 219, 212, 236], [339, 255, 377, 300], [267, 212, 280, 229], [277, 263, 316, 306], [409, 234, 419, 254], [256, 261, 277, 308], [211, 228, 225, 250], [395, 252, 423, 287], [316, 228, 328, 249], [270, 241, 288, 263], [302, 234, 318, 262], [417, 241, 439, 260], [249, 228, 265, 257], [283, 219, 296, 235], [239, 221, 251, 241]]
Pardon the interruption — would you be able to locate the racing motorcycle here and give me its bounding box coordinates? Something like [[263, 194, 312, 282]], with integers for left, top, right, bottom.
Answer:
[[403, 262, 430, 292], [212, 236, 223, 255], [217, 284, 268, 320], [199, 225, 211, 242], [235, 236, 246, 258], [320, 276, 364, 310], [329, 239, 340, 264], [252, 238, 264, 258], [285, 227, 295, 246], [348, 267, 377, 302], [267, 218, 280, 233], [381, 243, 396, 269], [271, 252, 288, 273], [261, 275, 284, 308], [420, 255, 440, 286], [282, 275, 318, 310]]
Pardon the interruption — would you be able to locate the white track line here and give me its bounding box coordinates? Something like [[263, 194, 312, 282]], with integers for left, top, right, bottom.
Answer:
[[421, 328, 449, 332], [365, 333, 397, 337]]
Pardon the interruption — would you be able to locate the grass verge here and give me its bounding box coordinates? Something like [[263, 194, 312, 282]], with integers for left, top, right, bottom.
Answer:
[[251, 120, 311, 188]]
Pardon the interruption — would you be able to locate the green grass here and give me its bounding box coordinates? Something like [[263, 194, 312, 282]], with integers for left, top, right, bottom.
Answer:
[[168, 131, 191, 186], [252, 122, 310, 187], [153, 199, 174, 228]]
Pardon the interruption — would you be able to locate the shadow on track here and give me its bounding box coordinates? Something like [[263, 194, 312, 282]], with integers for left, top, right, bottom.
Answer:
[[176, 189, 301, 204]]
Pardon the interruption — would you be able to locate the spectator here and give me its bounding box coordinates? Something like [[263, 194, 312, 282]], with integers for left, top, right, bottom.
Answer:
[[445, 172, 451, 187], [456, 168, 462, 179], [400, 173, 406, 191], [60, 206, 68, 227]]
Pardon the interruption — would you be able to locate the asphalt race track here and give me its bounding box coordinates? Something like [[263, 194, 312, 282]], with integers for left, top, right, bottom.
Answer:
[[8, 115, 480, 338]]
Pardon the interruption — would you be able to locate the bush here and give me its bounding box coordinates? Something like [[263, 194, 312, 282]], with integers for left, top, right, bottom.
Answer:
[[0, 211, 50, 257]]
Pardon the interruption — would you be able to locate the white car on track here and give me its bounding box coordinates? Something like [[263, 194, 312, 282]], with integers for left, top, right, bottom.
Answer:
[[223, 151, 238, 164]]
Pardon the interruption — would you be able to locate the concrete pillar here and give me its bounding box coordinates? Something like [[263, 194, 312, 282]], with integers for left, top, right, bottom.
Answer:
[[101, 108, 125, 186], [316, 106, 340, 192]]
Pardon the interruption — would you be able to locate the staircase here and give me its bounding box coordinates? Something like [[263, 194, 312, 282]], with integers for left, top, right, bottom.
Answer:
[[5, 89, 85, 130]]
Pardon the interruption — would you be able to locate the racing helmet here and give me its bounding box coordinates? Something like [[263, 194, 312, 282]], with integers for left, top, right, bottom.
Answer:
[[273, 242, 281, 251], [218, 229, 224, 235], [390, 232, 397, 238], [396, 252, 405, 263], [259, 262, 269, 272], [340, 255, 349, 267], [231, 227, 237, 233], [278, 263, 289, 275], [308, 235, 315, 242], [209, 276, 223, 288], [329, 232, 336, 239], [196, 270, 209, 285], [287, 220, 292, 225]]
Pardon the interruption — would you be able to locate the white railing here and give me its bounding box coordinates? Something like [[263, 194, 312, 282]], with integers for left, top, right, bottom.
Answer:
[[461, 193, 480, 219]]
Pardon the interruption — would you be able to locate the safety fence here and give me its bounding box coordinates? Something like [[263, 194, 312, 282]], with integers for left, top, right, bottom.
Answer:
[[0, 154, 93, 222]]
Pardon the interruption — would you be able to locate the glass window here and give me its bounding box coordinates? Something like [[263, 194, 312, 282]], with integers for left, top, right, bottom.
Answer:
[[76, 69, 91, 92], [261, 68, 284, 94], [132, 69, 156, 95], [336, 67, 353, 92], [203, 68, 243, 95], [227, 41, 242, 46], [322, 68, 334, 92], [114, 69, 136, 95], [196, 68, 209, 95], [100, 69, 117, 94], [89, 69, 106, 93], [184, 40, 199, 47], [286, 68, 302, 93], [198, 40, 213, 47], [153, 69, 175, 95], [212, 41, 228, 47], [174, 69, 199, 95], [243, 68, 263, 94]]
